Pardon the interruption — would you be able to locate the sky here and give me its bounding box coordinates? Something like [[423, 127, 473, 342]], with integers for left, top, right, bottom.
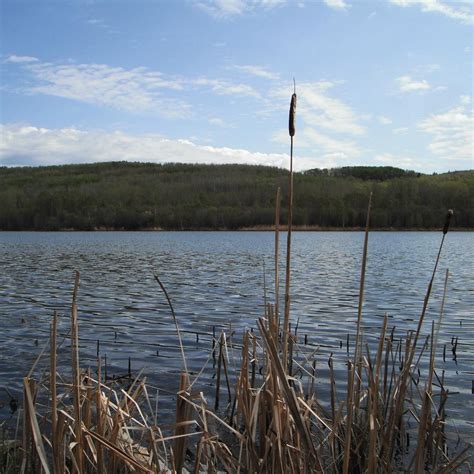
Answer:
[[0, 0, 473, 173]]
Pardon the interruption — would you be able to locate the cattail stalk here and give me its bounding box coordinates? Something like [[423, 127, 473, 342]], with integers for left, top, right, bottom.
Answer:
[[406, 209, 453, 369], [50, 311, 58, 473], [282, 91, 297, 370], [274, 187, 281, 329], [343, 193, 371, 474], [71, 271, 83, 473]]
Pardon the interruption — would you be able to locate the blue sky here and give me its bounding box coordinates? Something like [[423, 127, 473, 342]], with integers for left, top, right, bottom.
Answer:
[[1, 0, 472, 172]]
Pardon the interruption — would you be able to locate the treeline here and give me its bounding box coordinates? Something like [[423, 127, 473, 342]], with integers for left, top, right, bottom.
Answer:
[[303, 166, 420, 180], [0, 162, 473, 230]]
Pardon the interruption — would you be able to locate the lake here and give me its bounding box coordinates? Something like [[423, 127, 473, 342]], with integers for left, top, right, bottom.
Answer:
[[0, 231, 473, 438]]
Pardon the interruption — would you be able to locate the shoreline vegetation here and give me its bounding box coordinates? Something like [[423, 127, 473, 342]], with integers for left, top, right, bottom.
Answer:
[[3, 226, 474, 232], [1, 162, 473, 231]]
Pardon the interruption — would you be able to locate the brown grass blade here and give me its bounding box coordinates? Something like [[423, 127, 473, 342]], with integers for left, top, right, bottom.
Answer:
[[258, 318, 323, 471], [23, 378, 51, 474]]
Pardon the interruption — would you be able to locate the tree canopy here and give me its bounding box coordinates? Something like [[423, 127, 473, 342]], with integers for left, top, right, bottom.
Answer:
[[0, 162, 472, 230]]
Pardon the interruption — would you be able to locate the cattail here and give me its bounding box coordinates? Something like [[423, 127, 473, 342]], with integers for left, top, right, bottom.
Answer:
[[288, 93, 297, 137], [283, 88, 297, 369], [443, 209, 454, 234]]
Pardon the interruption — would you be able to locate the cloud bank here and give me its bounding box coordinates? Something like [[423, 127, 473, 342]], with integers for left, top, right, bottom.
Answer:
[[0, 124, 332, 171]]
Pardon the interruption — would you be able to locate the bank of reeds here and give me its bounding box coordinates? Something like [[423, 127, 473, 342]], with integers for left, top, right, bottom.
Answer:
[[1, 93, 472, 473], [3, 251, 471, 472]]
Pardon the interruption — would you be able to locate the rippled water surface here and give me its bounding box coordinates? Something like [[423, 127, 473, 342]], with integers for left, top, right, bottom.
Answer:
[[0, 231, 473, 436]]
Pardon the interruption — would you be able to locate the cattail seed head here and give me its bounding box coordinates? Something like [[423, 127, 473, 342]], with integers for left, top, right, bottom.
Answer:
[[289, 93, 297, 137], [443, 209, 454, 234]]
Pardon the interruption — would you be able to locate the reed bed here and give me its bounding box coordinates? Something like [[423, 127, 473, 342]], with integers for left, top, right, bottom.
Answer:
[[1, 93, 472, 473], [4, 252, 472, 473]]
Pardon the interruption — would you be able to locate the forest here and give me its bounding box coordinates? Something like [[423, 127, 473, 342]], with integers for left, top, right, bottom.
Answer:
[[0, 162, 472, 230]]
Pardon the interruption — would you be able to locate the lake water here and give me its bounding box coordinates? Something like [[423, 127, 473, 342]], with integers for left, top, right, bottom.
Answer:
[[0, 231, 473, 438]]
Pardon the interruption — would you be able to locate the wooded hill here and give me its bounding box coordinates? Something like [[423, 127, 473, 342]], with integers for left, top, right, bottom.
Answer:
[[0, 162, 472, 230]]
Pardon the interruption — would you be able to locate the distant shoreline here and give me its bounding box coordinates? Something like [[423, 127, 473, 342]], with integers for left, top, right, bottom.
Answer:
[[3, 163, 473, 232], [1, 226, 473, 232]]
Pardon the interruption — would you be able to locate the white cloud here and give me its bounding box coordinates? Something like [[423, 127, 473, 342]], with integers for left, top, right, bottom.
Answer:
[[5, 55, 38, 63], [390, 0, 474, 25], [378, 115, 392, 125], [23, 61, 190, 117], [272, 125, 362, 161], [323, 0, 350, 11], [300, 82, 365, 135], [272, 81, 365, 136], [0, 124, 280, 168], [195, 0, 286, 18], [418, 103, 473, 163], [192, 78, 260, 97], [301, 127, 362, 158], [0, 123, 351, 171], [423, 63, 440, 73], [7, 121, 466, 173], [374, 153, 419, 169], [196, 0, 246, 17], [195, 0, 352, 17], [393, 127, 409, 134], [87, 18, 106, 26], [230, 64, 279, 80], [269, 81, 365, 166], [208, 117, 233, 128], [460, 95, 471, 104], [271, 128, 309, 148], [85, 18, 116, 33], [7, 58, 262, 116], [396, 75, 431, 92]]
